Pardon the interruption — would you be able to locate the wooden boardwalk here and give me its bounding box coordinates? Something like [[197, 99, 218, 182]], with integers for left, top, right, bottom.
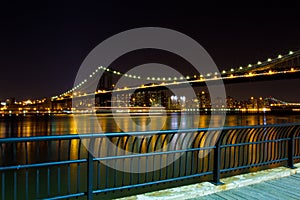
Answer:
[[192, 173, 300, 200]]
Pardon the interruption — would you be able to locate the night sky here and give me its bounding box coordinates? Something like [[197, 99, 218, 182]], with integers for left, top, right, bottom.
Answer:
[[0, 1, 300, 101]]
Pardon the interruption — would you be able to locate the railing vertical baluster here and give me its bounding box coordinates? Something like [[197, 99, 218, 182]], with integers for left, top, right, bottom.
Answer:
[[67, 165, 70, 194], [47, 167, 51, 197], [287, 127, 296, 169], [57, 140, 61, 195], [87, 139, 95, 200], [211, 132, 224, 185], [14, 171, 17, 200], [57, 166, 61, 195], [97, 161, 101, 189], [13, 142, 17, 200], [25, 141, 29, 200], [47, 140, 51, 197], [25, 169, 29, 200], [77, 140, 82, 193], [2, 173, 5, 200], [36, 169, 39, 198], [67, 140, 71, 195]]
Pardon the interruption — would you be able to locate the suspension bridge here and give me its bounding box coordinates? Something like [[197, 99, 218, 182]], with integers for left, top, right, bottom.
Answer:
[[53, 49, 300, 99]]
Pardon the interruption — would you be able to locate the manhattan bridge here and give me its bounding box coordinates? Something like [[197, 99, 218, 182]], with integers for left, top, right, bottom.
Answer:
[[49, 49, 300, 112]]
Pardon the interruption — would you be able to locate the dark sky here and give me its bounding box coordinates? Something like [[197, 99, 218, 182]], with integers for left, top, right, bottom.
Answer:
[[0, 1, 300, 101]]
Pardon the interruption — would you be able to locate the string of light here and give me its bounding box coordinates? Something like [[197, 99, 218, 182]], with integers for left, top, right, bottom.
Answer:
[[53, 50, 297, 98]]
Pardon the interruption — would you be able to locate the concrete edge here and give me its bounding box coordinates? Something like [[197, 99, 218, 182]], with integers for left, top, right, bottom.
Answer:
[[115, 163, 300, 200]]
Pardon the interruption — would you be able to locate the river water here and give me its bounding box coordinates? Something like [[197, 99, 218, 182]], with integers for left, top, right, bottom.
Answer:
[[1, 113, 300, 199], [1, 113, 300, 138]]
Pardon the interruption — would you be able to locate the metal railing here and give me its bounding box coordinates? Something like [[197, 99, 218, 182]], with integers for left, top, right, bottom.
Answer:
[[0, 123, 300, 199]]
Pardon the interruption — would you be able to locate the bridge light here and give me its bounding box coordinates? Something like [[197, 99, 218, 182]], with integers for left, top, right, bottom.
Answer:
[[124, 74, 128, 77], [89, 75, 92, 78], [137, 76, 141, 79], [194, 75, 197, 78], [152, 77, 155, 80], [128, 74, 132, 78], [230, 68, 234, 72], [186, 76, 190, 79], [239, 66, 243, 70], [206, 73, 211, 77], [106, 68, 110, 71], [133, 75, 136, 79], [268, 70, 273, 74], [95, 69, 98, 72], [248, 64, 252, 68], [180, 76, 184, 80], [113, 71, 117, 74], [222, 70, 226, 74], [267, 58, 272, 62], [289, 51, 294, 55], [162, 77, 166, 80], [147, 77, 150, 80], [278, 54, 282, 59], [291, 68, 295, 72], [168, 77, 172, 81], [214, 72, 218, 75], [157, 77, 160, 80], [257, 61, 262, 65], [92, 72, 95, 75], [117, 72, 121, 75], [174, 77, 177, 80]]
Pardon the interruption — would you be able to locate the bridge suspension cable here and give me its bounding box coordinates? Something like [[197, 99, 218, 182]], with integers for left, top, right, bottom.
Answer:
[[53, 49, 299, 99]]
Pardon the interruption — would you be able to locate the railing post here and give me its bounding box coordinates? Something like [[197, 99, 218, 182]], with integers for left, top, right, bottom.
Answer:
[[87, 140, 94, 200], [211, 132, 224, 185], [287, 128, 296, 169]]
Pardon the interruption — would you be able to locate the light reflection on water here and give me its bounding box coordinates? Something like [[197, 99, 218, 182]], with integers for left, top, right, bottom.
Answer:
[[0, 113, 300, 199], [0, 114, 300, 138]]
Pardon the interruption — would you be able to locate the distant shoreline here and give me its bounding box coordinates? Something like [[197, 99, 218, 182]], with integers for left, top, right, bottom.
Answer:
[[1, 109, 300, 117]]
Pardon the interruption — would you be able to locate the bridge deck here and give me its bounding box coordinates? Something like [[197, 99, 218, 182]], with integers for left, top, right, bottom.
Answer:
[[192, 173, 300, 200]]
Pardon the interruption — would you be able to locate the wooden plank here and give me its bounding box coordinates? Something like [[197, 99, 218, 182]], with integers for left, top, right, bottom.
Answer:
[[232, 187, 261, 200], [236, 186, 281, 199], [276, 181, 300, 190], [291, 173, 300, 178], [219, 189, 253, 200], [251, 182, 296, 200], [190, 194, 227, 200], [191, 174, 300, 200], [214, 191, 247, 200], [263, 181, 300, 198], [268, 178, 300, 191]]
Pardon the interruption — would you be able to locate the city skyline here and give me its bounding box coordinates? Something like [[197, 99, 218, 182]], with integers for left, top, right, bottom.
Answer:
[[2, 92, 300, 115]]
